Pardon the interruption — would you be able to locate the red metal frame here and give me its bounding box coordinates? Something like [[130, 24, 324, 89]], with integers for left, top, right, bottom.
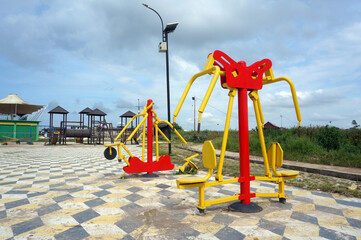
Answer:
[[123, 99, 174, 174], [213, 51, 272, 205]]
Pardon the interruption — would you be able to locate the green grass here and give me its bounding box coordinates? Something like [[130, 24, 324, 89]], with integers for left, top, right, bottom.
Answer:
[[172, 126, 361, 168]]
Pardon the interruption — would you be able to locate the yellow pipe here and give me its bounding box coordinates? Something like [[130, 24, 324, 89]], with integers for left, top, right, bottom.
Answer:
[[155, 125, 171, 143], [178, 177, 239, 189], [126, 115, 148, 141], [263, 76, 302, 126], [117, 144, 121, 161], [152, 112, 172, 143], [205, 177, 238, 187], [122, 156, 130, 166], [255, 193, 279, 198], [121, 143, 133, 158], [256, 91, 265, 128], [151, 109, 160, 121], [204, 168, 214, 181], [198, 186, 205, 209], [173, 66, 220, 124], [204, 195, 239, 207], [151, 110, 173, 143], [174, 153, 199, 172], [185, 153, 199, 161], [249, 90, 271, 177], [146, 102, 154, 110], [156, 120, 187, 144], [197, 69, 221, 131], [115, 143, 131, 166], [270, 143, 283, 177], [142, 121, 146, 162], [115, 112, 145, 141], [215, 89, 237, 182], [278, 179, 285, 198], [155, 121, 160, 161], [202, 53, 215, 71], [255, 176, 279, 181], [115, 102, 154, 141], [173, 128, 187, 144], [105, 142, 121, 147]]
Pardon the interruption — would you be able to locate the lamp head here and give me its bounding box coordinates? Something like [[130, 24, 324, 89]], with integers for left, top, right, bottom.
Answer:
[[164, 22, 179, 33]]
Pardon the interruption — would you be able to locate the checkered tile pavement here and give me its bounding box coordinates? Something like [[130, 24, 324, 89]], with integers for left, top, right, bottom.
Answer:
[[0, 144, 360, 239]]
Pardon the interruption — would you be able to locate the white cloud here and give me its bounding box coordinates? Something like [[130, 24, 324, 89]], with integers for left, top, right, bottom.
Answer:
[[1, 0, 361, 130]]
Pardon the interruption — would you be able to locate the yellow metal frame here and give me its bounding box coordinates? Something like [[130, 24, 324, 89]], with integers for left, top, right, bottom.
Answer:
[[174, 53, 302, 210], [263, 68, 302, 127], [173, 154, 199, 172], [177, 141, 240, 210], [249, 75, 300, 199], [105, 101, 198, 173], [173, 53, 221, 131]]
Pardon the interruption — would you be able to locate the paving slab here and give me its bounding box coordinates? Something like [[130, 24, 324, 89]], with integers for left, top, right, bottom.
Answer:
[[0, 143, 360, 239]]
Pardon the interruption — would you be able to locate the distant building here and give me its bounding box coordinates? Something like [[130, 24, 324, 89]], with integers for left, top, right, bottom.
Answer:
[[264, 121, 282, 129]]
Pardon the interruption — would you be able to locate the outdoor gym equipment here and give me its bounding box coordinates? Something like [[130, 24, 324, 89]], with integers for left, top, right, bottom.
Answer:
[[174, 50, 301, 213], [1, 136, 34, 145], [104, 99, 198, 174]]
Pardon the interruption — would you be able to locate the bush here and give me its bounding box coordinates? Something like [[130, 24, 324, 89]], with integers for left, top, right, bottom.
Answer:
[[326, 144, 361, 167], [315, 125, 344, 151], [283, 136, 324, 162], [345, 128, 361, 148], [181, 125, 361, 168]]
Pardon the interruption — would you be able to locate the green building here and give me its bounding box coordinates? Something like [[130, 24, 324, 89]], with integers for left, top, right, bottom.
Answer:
[[0, 120, 40, 142]]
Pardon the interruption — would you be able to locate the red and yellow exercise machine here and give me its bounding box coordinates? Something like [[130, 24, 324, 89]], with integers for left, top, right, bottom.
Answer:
[[174, 50, 302, 213], [104, 99, 198, 175]]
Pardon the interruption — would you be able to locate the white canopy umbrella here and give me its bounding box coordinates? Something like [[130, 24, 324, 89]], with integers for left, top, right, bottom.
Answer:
[[0, 94, 43, 118]]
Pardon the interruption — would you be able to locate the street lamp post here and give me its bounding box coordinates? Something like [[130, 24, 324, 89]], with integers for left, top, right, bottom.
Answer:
[[142, 3, 178, 155], [192, 96, 196, 134]]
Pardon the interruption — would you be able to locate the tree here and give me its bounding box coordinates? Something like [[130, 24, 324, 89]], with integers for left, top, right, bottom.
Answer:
[[351, 120, 360, 129], [173, 122, 183, 131]]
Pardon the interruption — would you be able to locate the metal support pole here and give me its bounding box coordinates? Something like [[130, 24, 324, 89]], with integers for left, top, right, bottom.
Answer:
[[165, 32, 171, 155], [238, 88, 251, 204], [147, 99, 154, 174], [229, 88, 261, 212], [192, 96, 196, 134]]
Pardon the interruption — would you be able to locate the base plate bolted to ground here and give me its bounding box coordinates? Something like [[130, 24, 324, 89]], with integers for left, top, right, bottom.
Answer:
[[228, 202, 263, 213]]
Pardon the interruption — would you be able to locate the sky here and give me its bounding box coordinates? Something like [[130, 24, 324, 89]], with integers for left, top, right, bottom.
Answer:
[[1, 0, 361, 131]]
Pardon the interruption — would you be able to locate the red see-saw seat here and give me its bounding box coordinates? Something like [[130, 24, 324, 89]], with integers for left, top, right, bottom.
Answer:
[[123, 155, 175, 174]]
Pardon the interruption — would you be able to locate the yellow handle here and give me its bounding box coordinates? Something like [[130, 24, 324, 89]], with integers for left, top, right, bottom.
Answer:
[[263, 76, 302, 126], [173, 66, 220, 126]]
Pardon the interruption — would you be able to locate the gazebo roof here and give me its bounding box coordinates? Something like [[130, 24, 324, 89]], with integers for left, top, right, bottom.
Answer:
[[79, 107, 92, 114], [120, 110, 136, 118], [88, 108, 106, 116], [0, 94, 43, 115], [48, 106, 69, 114]]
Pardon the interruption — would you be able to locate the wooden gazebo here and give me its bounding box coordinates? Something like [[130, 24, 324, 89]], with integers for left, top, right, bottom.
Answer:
[[88, 108, 107, 144], [48, 106, 69, 144], [120, 111, 137, 128], [79, 107, 92, 129]]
